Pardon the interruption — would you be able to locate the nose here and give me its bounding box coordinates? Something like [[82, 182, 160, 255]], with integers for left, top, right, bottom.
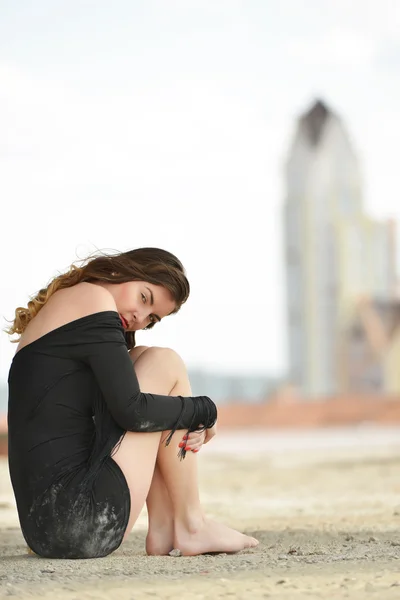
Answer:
[[132, 311, 147, 326]]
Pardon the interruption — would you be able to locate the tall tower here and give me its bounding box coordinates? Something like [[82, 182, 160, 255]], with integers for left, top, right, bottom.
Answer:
[[284, 100, 395, 397]]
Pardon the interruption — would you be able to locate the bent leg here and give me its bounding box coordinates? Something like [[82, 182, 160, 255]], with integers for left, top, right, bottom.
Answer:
[[113, 346, 258, 555], [145, 460, 174, 555], [112, 345, 183, 541]]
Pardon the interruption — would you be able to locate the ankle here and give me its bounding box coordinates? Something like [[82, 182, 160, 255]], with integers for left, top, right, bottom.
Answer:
[[174, 513, 205, 536], [148, 516, 174, 532]]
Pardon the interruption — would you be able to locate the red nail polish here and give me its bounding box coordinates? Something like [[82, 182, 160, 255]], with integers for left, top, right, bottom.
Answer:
[[179, 442, 184, 448], [193, 449, 199, 453], [185, 446, 191, 451]]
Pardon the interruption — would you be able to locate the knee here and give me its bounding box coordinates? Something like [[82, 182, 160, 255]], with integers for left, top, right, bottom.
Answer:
[[130, 345, 186, 371], [129, 345, 150, 363]]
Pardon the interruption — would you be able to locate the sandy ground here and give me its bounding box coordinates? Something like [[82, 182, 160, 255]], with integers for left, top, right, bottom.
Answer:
[[1, 426, 400, 599]]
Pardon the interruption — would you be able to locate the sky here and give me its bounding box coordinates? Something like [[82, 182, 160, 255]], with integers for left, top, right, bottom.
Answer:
[[1, 0, 400, 383]]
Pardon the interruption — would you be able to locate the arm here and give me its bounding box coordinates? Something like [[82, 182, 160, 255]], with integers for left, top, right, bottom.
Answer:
[[70, 284, 216, 436], [84, 337, 216, 434]]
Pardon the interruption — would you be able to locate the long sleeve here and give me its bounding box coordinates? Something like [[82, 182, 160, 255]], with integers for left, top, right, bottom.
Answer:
[[84, 339, 216, 434], [67, 312, 217, 436]]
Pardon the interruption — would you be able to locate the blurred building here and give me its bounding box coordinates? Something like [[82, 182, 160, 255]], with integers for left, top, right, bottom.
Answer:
[[342, 297, 400, 394], [188, 370, 280, 404], [284, 100, 397, 398]]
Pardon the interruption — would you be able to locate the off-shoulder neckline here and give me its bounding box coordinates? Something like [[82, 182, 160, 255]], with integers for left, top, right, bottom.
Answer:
[[13, 311, 124, 359]]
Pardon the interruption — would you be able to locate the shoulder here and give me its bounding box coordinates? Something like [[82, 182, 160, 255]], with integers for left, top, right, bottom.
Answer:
[[17, 283, 119, 350], [56, 282, 117, 315], [45, 282, 117, 325]]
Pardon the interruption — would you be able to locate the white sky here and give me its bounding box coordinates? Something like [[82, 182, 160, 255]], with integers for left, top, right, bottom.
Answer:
[[1, 0, 400, 383]]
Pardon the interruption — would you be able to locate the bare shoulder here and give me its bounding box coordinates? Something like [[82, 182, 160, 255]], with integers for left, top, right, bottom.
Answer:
[[51, 282, 117, 316], [17, 283, 117, 351]]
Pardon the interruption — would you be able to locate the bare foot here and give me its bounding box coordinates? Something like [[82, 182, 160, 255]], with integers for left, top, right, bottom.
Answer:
[[174, 518, 259, 556], [146, 523, 174, 556]]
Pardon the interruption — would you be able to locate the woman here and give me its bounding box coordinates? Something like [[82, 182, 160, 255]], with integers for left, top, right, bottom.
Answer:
[[7, 247, 258, 559]]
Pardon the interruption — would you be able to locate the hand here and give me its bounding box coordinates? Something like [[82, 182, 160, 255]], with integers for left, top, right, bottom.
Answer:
[[204, 423, 217, 445], [178, 423, 217, 453]]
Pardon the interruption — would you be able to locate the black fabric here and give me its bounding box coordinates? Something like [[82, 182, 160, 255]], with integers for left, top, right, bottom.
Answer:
[[7, 311, 217, 559]]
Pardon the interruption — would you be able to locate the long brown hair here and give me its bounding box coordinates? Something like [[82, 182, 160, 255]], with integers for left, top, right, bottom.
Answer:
[[6, 247, 190, 350]]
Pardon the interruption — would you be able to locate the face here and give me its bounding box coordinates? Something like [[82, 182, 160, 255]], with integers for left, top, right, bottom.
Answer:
[[113, 281, 177, 331]]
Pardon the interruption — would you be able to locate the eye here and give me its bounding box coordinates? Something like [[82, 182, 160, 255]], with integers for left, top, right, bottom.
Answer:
[[148, 314, 156, 324], [141, 293, 146, 304]]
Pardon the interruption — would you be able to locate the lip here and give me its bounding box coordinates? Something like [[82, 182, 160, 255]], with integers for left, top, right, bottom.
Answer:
[[119, 314, 129, 329]]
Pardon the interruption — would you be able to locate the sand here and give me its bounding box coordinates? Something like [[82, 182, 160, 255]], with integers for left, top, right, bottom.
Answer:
[[1, 426, 400, 599]]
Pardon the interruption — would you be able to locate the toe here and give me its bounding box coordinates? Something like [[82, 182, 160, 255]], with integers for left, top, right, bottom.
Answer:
[[245, 536, 259, 548], [243, 535, 255, 548], [251, 537, 259, 546]]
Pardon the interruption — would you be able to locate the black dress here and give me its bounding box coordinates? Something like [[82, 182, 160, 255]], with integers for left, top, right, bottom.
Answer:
[[7, 311, 217, 559]]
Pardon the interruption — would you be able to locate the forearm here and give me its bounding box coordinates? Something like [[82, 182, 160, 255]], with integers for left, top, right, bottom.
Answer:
[[88, 347, 217, 433]]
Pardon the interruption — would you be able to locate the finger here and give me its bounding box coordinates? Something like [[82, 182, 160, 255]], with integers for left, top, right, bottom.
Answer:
[[178, 441, 202, 451], [185, 442, 202, 452], [188, 428, 205, 437], [184, 438, 202, 448], [179, 436, 203, 450], [187, 433, 205, 444], [182, 433, 205, 446], [179, 436, 205, 451]]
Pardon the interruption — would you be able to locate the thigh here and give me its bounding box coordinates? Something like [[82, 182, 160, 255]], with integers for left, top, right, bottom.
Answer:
[[112, 430, 162, 538]]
